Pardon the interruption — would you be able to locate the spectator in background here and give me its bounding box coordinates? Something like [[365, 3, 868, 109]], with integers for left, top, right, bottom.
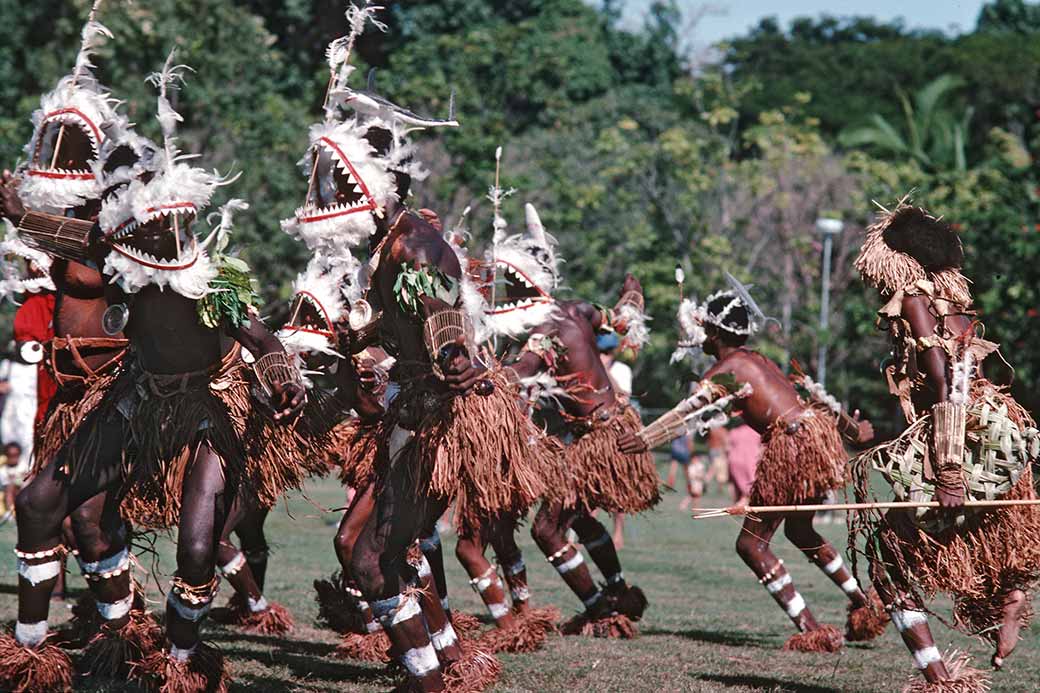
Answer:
[[706, 425, 730, 494], [0, 441, 22, 523], [598, 332, 633, 548], [0, 340, 39, 478], [727, 422, 762, 506]]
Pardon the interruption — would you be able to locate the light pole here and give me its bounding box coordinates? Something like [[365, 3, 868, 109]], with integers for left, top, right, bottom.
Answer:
[[815, 217, 844, 389]]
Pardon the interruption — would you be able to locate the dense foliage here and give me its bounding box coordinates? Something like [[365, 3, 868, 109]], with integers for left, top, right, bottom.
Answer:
[[2, 0, 1038, 431]]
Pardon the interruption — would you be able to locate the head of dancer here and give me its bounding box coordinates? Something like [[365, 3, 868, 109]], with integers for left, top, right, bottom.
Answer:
[[484, 203, 561, 338], [854, 200, 967, 301], [674, 288, 756, 361], [18, 3, 120, 216], [93, 52, 232, 298]]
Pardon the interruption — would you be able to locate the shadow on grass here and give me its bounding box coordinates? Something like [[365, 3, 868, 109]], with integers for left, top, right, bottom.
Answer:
[[694, 673, 841, 692], [219, 643, 391, 686], [643, 625, 775, 648]]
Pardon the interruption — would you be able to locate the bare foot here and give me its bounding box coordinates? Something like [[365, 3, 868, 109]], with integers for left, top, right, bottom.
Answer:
[[993, 589, 1027, 669]]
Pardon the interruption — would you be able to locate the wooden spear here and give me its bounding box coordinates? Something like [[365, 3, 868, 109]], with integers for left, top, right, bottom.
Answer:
[[692, 499, 1040, 520]]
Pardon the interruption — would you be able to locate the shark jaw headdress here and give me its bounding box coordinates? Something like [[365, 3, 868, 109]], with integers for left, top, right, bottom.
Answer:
[[484, 202, 561, 339], [854, 194, 971, 305], [281, 1, 458, 255], [19, 0, 120, 213], [276, 250, 365, 359], [0, 222, 56, 300], [671, 272, 770, 362], [96, 50, 230, 299]]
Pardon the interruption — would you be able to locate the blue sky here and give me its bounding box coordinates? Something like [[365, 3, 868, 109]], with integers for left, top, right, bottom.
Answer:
[[615, 0, 989, 44]]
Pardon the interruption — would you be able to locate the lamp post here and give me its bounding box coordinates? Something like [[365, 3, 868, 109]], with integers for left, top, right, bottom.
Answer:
[[815, 217, 844, 389]]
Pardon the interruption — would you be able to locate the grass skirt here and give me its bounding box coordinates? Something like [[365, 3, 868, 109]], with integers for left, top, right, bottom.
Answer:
[[377, 368, 564, 535], [32, 362, 122, 477], [329, 418, 381, 489], [61, 348, 330, 529], [850, 385, 1040, 640], [750, 410, 845, 506], [562, 404, 660, 514]]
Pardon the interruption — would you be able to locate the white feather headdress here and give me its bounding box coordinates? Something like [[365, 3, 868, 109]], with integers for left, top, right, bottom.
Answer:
[[19, 0, 119, 212], [0, 221, 56, 300]]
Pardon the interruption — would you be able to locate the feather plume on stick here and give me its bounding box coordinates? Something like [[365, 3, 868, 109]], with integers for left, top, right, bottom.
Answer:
[[72, 0, 112, 86], [724, 270, 778, 332], [204, 199, 249, 255], [323, 1, 387, 121], [145, 49, 195, 169]]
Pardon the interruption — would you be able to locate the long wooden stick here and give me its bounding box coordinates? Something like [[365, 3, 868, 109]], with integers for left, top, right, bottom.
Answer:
[[692, 499, 1040, 520]]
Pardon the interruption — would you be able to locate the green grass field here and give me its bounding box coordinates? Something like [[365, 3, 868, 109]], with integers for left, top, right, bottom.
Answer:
[[2, 463, 1037, 692]]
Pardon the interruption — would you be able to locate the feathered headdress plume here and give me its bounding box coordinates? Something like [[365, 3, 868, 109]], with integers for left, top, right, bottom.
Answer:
[[145, 49, 195, 171]]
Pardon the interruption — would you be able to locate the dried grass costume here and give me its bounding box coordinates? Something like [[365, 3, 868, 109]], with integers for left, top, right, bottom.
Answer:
[[851, 201, 1040, 650]]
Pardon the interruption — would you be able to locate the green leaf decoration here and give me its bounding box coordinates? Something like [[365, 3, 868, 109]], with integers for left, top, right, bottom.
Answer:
[[392, 265, 460, 319], [197, 255, 261, 330]]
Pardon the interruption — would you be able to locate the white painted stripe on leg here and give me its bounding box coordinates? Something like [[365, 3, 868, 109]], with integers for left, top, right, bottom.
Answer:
[[840, 577, 859, 594], [785, 593, 806, 618], [472, 575, 496, 593], [15, 620, 48, 647], [891, 609, 929, 632], [505, 559, 525, 576], [555, 551, 584, 575], [417, 556, 432, 579], [913, 646, 942, 670], [218, 552, 246, 576], [78, 547, 129, 575], [401, 643, 440, 677], [248, 595, 269, 613], [488, 601, 511, 620], [390, 596, 422, 625], [18, 559, 61, 586], [430, 623, 458, 650], [167, 592, 212, 622], [96, 594, 134, 621], [582, 591, 603, 608], [169, 644, 196, 663], [511, 586, 531, 602], [765, 572, 792, 594], [823, 555, 843, 574]]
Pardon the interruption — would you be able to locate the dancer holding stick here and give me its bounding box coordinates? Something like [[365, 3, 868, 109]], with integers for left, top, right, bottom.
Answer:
[[618, 276, 884, 651]]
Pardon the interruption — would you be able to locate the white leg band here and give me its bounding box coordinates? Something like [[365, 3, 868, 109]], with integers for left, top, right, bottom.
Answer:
[[785, 593, 806, 618], [440, 597, 450, 612], [822, 555, 843, 575], [504, 559, 525, 576], [365, 617, 383, 633], [840, 576, 859, 594], [555, 551, 584, 575], [913, 645, 942, 669], [584, 532, 611, 550], [219, 552, 246, 577], [511, 585, 531, 602], [417, 556, 432, 579], [766, 572, 792, 594], [167, 592, 212, 623], [97, 594, 134, 621], [891, 609, 929, 632], [606, 571, 624, 585], [169, 644, 196, 663], [15, 620, 48, 647], [390, 596, 422, 625], [582, 591, 603, 608], [487, 601, 510, 620], [247, 595, 269, 613], [430, 623, 458, 650], [401, 644, 440, 677], [78, 547, 129, 576], [471, 573, 496, 593], [18, 559, 61, 586]]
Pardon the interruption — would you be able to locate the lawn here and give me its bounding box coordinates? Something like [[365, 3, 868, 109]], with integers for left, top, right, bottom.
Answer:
[[1, 463, 1036, 692]]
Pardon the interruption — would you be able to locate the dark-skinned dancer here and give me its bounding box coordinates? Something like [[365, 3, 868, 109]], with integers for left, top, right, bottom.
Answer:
[[489, 204, 656, 638], [850, 200, 1040, 691], [0, 7, 159, 689], [619, 278, 882, 652], [0, 52, 324, 692]]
